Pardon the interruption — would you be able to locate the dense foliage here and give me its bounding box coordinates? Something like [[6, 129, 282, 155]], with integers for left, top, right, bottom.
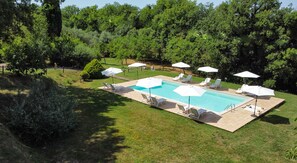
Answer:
[[0, 0, 296, 93], [60, 0, 297, 93], [4, 78, 77, 144], [82, 59, 105, 79]]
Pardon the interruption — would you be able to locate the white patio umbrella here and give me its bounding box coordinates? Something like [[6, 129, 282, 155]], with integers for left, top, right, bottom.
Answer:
[[174, 85, 206, 107], [198, 66, 218, 77], [242, 85, 275, 115], [234, 71, 260, 83], [136, 77, 162, 98], [198, 66, 218, 73], [128, 62, 146, 79], [101, 67, 123, 83], [172, 62, 190, 74]]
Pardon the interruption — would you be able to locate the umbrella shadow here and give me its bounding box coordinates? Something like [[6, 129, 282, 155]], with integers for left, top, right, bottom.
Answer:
[[260, 115, 290, 125], [257, 96, 272, 100], [116, 87, 134, 94], [157, 101, 177, 110], [200, 111, 222, 123]]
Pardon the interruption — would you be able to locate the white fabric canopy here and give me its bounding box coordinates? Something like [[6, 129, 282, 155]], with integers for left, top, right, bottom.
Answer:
[[242, 85, 274, 97], [174, 85, 206, 107], [172, 62, 190, 68], [101, 67, 123, 76], [128, 62, 146, 68], [174, 85, 206, 96], [234, 71, 260, 78], [136, 78, 162, 97], [136, 77, 162, 89], [198, 66, 218, 73], [101, 67, 123, 83], [242, 85, 274, 115]]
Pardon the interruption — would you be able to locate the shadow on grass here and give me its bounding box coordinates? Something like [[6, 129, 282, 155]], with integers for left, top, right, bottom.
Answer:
[[39, 86, 131, 162], [260, 115, 290, 125], [0, 75, 32, 91]]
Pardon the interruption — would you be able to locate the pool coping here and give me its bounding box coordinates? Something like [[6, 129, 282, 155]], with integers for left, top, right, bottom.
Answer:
[[99, 75, 285, 132], [129, 80, 254, 115]]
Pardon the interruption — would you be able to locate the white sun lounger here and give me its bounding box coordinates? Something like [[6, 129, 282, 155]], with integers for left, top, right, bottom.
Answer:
[[177, 104, 190, 114], [181, 75, 192, 83], [199, 77, 211, 86], [141, 93, 152, 103], [189, 108, 207, 120], [210, 79, 221, 89], [173, 73, 184, 81], [236, 84, 248, 94], [103, 82, 113, 90], [151, 96, 166, 107], [110, 84, 125, 92]]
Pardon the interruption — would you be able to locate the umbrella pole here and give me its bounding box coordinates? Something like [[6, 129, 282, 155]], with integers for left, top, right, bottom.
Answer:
[[183, 69, 185, 75], [137, 69, 139, 79], [254, 96, 258, 115], [112, 76, 114, 83], [188, 96, 190, 108]]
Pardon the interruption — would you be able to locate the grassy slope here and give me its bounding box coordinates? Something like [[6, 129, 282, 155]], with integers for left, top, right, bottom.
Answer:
[[1, 58, 296, 162]]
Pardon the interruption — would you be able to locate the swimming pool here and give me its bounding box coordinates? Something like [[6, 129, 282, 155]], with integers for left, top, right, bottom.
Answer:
[[130, 81, 250, 114]]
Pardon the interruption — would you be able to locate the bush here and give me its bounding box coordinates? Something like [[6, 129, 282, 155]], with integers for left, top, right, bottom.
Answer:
[[4, 78, 77, 144], [83, 59, 105, 79], [263, 79, 276, 89], [80, 70, 90, 81]]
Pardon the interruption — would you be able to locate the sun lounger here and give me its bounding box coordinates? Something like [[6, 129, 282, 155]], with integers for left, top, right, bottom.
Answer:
[[210, 79, 221, 89], [177, 104, 190, 114], [173, 73, 184, 81], [199, 77, 211, 86], [141, 93, 152, 103], [181, 75, 192, 83], [236, 84, 248, 94], [151, 96, 166, 107], [189, 108, 207, 120], [103, 82, 112, 90], [110, 84, 125, 92], [243, 105, 264, 113]]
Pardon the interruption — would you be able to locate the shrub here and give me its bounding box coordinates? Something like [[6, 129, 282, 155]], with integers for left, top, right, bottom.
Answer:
[[286, 146, 297, 160], [80, 70, 90, 81], [263, 79, 276, 89], [4, 78, 77, 144], [83, 59, 105, 79]]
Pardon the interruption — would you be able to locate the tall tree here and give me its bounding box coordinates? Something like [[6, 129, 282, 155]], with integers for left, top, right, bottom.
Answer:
[[42, 0, 64, 38], [0, 0, 15, 40]]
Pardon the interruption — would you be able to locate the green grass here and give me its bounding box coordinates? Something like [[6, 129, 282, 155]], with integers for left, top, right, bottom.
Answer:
[[1, 58, 297, 162]]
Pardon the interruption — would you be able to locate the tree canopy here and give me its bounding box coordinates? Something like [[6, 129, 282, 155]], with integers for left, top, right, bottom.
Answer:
[[1, 0, 297, 93]]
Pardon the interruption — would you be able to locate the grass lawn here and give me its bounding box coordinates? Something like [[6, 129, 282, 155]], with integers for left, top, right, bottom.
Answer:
[[1, 58, 296, 162]]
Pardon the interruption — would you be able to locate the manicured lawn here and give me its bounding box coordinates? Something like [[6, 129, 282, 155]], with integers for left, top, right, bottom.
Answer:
[[1, 58, 296, 162]]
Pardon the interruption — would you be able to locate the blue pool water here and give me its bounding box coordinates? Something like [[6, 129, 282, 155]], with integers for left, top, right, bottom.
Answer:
[[130, 81, 249, 113]]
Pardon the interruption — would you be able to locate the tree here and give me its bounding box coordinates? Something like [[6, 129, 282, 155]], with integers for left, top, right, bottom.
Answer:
[[5, 10, 49, 75], [42, 0, 64, 38], [61, 5, 80, 28]]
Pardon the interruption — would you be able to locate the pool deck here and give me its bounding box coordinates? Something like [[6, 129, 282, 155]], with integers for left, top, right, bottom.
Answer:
[[99, 75, 285, 132]]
